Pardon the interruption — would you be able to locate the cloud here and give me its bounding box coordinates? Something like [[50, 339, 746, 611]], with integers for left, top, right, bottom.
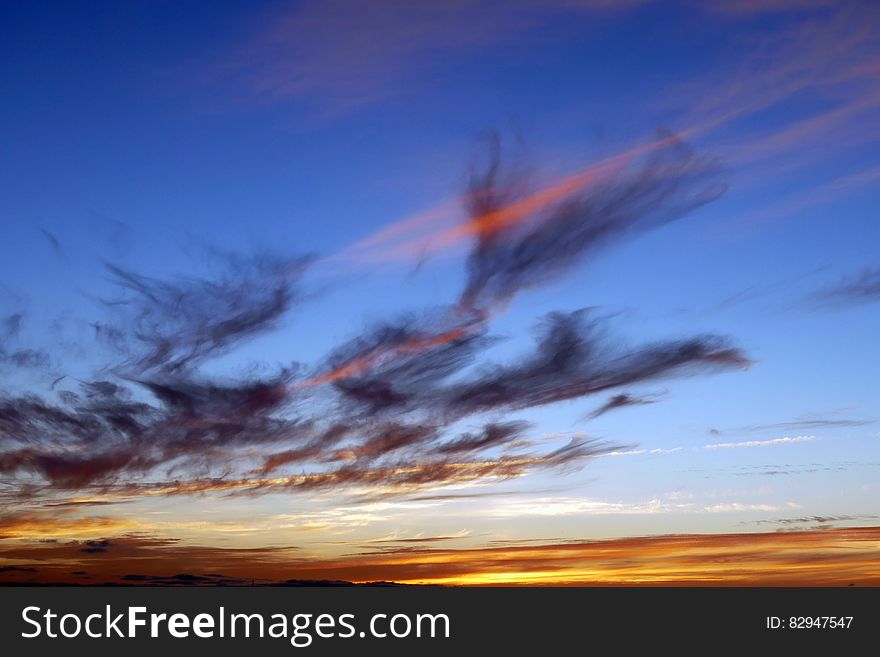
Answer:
[[216, 0, 868, 118], [705, 435, 816, 449], [0, 533, 299, 585], [109, 438, 620, 500], [369, 530, 472, 544], [445, 309, 747, 417], [649, 447, 682, 454], [0, 130, 745, 507], [809, 267, 880, 309], [39, 228, 64, 259], [0, 313, 51, 371], [669, 3, 880, 134], [489, 493, 784, 518], [119, 573, 250, 586], [0, 565, 38, 574], [0, 508, 141, 539], [0, 367, 309, 488], [488, 496, 683, 517], [730, 462, 861, 477], [737, 417, 875, 432], [433, 422, 530, 456], [43, 499, 126, 508], [734, 165, 880, 229], [600, 449, 646, 457], [310, 307, 491, 415], [749, 514, 880, 527], [587, 392, 660, 419], [706, 0, 841, 16], [458, 132, 725, 309], [219, 0, 647, 113], [2, 526, 878, 586], [79, 539, 112, 553], [99, 250, 312, 373], [704, 503, 782, 513]]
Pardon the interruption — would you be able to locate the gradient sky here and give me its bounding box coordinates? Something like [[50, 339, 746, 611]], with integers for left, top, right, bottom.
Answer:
[[1, 0, 878, 585]]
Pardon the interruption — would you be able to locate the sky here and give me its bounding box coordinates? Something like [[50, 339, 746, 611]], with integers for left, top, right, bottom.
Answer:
[[0, 0, 878, 585]]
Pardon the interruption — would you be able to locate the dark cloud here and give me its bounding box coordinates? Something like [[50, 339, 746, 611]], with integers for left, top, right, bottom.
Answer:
[[340, 422, 438, 460], [587, 392, 659, 420], [44, 500, 126, 508], [0, 314, 50, 371], [405, 489, 551, 503], [736, 418, 875, 432], [72, 433, 623, 502], [378, 535, 466, 543], [0, 365, 309, 488], [319, 307, 491, 415], [120, 573, 248, 586], [434, 421, 529, 455], [258, 423, 354, 474], [3, 314, 23, 339], [0, 534, 302, 585], [0, 348, 50, 370], [100, 250, 312, 373]]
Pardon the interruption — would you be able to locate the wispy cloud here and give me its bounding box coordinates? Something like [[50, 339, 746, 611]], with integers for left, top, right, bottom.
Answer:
[[215, 0, 876, 121], [488, 496, 685, 517], [808, 267, 880, 309], [0, 129, 748, 506], [0, 508, 142, 540], [2, 526, 878, 586], [598, 446, 681, 457], [748, 514, 880, 528], [733, 164, 880, 229], [218, 0, 647, 113], [587, 392, 660, 419], [736, 417, 874, 432]]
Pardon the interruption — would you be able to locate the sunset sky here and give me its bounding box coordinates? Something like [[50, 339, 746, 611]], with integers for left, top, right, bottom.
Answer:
[[1, 0, 878, 585]]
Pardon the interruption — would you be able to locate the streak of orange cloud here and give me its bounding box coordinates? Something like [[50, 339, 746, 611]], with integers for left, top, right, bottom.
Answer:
[[332, 11, 878, 271], [0, 510, 141, 539], [2, 526, 877, 586], [298, 324, 472, 388], [333, 197, 464, 261], [335, 130, 698, 267]]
